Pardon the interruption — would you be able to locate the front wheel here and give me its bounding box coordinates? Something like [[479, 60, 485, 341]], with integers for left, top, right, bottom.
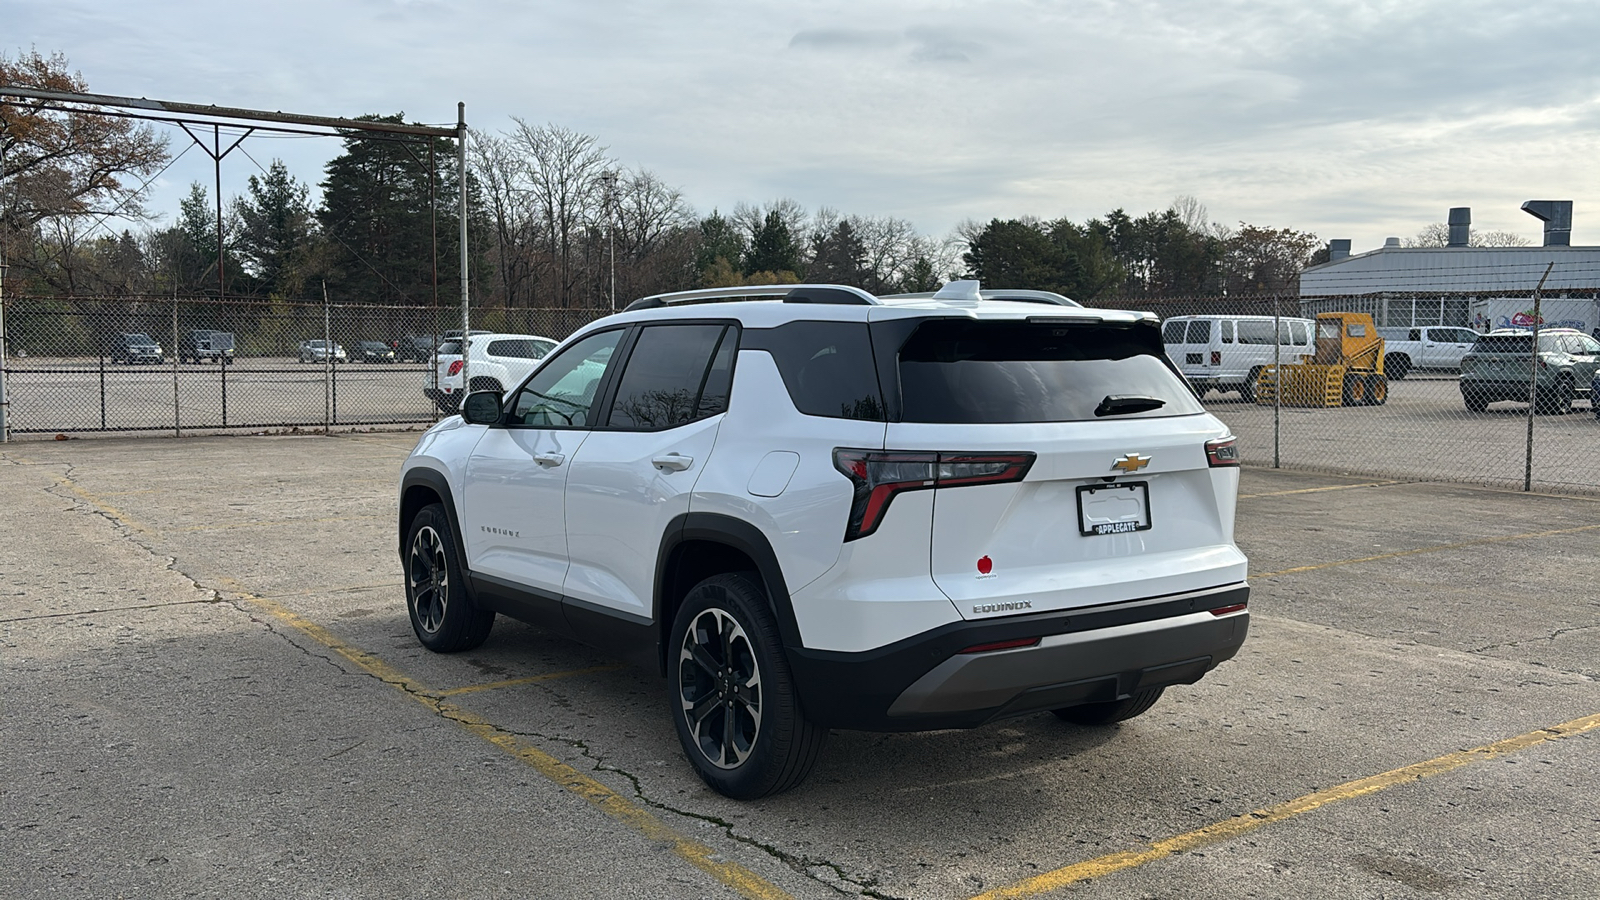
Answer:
[[1385, 354, 1411, 380], [1463, 387, 1489, 412], [669, 573, 825, 799], [1365, 374, 1388, 405], [1239, 368, 1262, 404], [1054, 687, 1165, 725], [404, 503, 494, 652], [1341, 372, 1368, 406]]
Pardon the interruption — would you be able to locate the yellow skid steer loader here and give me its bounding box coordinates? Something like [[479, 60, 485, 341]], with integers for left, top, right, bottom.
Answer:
[[1256, 312, 1388, 407]]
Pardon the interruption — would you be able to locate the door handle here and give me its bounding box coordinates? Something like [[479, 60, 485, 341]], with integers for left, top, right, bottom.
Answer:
[[652, 453, 694, 472], [533, 452, 565, 467]]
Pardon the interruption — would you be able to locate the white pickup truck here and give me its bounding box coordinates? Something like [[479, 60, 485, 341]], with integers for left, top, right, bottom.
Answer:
[[425, 332, 558, 412], [1375, 326, 1481, 380]]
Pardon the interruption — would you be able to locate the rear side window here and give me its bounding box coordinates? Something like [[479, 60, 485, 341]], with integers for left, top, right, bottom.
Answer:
[[606, 324, 731, 430], [438, 341, 462, 355], [1220, 320, 1234, 343], [487, 339, 551, 359], [757, 321, 885, 420], [1291, 321, 1309, 344], [1185, 320, 1212, 343], [897, 320, 1205, 424], [1236, 321, 1274, 344]]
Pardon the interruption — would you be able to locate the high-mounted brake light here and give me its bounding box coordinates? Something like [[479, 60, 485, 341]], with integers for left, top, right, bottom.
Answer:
[[447, 360, 464, 377], [1205, 436, 1240, 467], [833, 449, 1035, 541]]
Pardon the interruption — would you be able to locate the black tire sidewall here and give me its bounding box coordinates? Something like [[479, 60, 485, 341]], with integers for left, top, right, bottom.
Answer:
[[404, 504, 493, 652], [668, 573, 818, 800]]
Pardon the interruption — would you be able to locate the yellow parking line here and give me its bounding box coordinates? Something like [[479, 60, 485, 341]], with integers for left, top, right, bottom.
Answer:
[[53, 475, 154, 535], [232, 588, 790, 900], [436, 665, 626, 697], [1253, 522, 1600, 579], [1238, 480, 1405, 499], [98, 489, 161, 496], [972, 711, 1600, 899]]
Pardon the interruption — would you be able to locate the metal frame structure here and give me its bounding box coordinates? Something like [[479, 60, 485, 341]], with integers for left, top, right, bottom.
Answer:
[[0, 87, 474, 439]]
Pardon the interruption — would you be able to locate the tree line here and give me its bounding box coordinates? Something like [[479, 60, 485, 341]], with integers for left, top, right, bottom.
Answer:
[[9, 48, 1507, 315]]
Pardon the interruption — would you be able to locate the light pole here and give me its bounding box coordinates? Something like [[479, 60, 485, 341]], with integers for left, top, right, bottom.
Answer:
[[601, 170, 617, 312]]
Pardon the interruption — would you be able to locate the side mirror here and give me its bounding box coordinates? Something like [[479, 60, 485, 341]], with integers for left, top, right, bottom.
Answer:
[[460, 390, 504, 425]]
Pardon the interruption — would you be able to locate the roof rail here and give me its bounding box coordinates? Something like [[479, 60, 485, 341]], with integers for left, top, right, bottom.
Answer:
[[624, 283, 880, 312], [878, 283, 1081, 307]]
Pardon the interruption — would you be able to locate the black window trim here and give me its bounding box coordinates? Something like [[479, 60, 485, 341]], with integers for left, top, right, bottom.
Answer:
[[497, 325, 634, 431], [591, 319, 742, 433]]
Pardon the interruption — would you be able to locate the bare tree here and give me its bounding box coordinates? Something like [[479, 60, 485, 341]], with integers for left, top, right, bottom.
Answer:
[[505, 120, 616, 307]]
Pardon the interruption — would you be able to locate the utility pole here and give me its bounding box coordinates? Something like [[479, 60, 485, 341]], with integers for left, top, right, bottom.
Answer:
[[0, 256, 9, 442], [457, 103, 470, 393], [602, 170, 617, 312]]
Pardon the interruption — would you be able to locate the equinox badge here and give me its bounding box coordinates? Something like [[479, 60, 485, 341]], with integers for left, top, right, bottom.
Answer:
[[1112, 453, 1151, 473]]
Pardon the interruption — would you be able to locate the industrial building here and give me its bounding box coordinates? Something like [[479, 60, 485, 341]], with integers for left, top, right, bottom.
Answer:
[[1299, 202, 1600, 332]]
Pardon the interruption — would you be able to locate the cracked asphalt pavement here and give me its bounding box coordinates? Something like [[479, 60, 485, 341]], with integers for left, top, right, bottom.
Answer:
[[3, 433, 1597, 899]]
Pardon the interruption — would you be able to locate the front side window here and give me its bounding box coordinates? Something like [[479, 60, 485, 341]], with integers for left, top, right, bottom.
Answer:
[[505, 330, 623, 428], [605, 324, 732, 430], [1220, 321, 1235, 343], [1290, 321, 1310, 344]]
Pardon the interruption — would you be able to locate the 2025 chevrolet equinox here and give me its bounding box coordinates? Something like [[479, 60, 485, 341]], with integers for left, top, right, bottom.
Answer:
[[398, 281, 1249, 798]]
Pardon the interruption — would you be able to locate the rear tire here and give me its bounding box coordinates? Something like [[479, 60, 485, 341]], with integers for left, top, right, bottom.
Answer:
[[1385, 354, 1411, 380], [669, 573, 825, 799], [1365, 374, 1388, 405], [1054, 687, 1165, 725], [404, 503, 494, 652], [1535, 377, 1574, 415], [1239, 368, 1262, 404], [1463, 387, 1489, 412]]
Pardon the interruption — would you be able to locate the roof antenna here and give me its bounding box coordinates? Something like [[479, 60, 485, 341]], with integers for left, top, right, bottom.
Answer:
[[931, 280, 983, 302]]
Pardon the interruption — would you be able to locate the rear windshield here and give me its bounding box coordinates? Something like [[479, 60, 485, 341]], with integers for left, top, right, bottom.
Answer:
[[1472, 335, 1536, 354], [438, 341, 462, 355], [897, 320, 1205, 423]]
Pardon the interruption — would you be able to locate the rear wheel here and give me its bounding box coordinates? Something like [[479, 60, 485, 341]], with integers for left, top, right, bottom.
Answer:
[[1054, 687, 1165, 725], [404, 503, 494, 652], [1463, 387, 1489, 412], [669, 573, 825, 799], [1364, 374, 1388, 405], [1535, 376, 1574, 415], [1239, 368, 1262, 403], [1385, 354, 1411, 380], [1341, 372, 1368, 406]]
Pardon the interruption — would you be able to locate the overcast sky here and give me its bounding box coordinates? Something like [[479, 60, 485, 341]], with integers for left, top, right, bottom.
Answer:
[[11, 0, 1600, 252]]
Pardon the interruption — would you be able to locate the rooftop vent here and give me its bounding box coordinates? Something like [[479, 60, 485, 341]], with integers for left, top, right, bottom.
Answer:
[[1329, 239, 1351, 261], [1383, 237, 1402, 249], [1521, 200, 1572, 247], [1448, 208, 1471, 248]]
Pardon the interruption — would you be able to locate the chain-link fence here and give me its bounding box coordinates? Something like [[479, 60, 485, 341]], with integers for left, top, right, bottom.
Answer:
[[0, 295, 607, 434], [7, 286, 1600, 494]]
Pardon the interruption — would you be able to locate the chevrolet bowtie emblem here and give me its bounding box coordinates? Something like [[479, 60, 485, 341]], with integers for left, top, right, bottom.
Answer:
[[1112, 453, 1151, 473]]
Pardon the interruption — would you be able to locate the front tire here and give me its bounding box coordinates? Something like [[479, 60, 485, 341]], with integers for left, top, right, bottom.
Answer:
[[1054, 687, 1165, 725], [669, 573, 825, 799], [1365, 374, 1388, 405], [1535, 377, 1574, 415], [1385, 354, 1411, 380], [1239, 367, 1262, 404], [1463, 387, 1489, 412], [404, 503, 494, 652], [1341, 372, 1368, 406]]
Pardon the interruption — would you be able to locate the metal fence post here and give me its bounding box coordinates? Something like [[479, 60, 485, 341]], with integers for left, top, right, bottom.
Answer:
[[98, 336, 107, 431], [1524, 262, 1554, 492], [172, 293, 181, 438], [322, 282, 332, 434], [0, 259, 8, 442], [1273, 295, 1281, 468]]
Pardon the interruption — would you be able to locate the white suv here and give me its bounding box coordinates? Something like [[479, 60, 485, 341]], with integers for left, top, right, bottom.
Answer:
[[398, 281, 1250, 798], [425, 332, 558, 412]]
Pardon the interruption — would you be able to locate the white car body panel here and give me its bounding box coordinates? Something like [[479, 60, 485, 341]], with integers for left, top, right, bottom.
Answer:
[[563, 417, 724, 620], [463, 426, 591, 596]]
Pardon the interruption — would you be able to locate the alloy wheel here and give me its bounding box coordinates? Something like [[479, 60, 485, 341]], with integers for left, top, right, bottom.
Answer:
[[407, 525, 449, 634], [677, 608, 763, 769]]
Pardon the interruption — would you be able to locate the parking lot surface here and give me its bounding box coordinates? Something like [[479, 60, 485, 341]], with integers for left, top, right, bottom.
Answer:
[[3, 433, 1597, 899]]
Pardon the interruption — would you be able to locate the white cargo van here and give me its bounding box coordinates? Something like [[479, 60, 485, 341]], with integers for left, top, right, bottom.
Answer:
[[1162, 315, 1315, 400]]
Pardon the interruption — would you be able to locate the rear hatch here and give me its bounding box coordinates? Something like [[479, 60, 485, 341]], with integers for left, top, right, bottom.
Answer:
[[434, 339, 465, 392], [878, 314, 1246, 619]]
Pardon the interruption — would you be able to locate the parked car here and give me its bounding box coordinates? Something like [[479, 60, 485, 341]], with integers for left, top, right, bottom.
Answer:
[[394, 335, 438, 362], [398, 280, 1250, 798], [109, 333, 163, 365], [1460, 328, 1600, 413], [424, 333, 558, 412], [179, 329, 235, 365], [1375, 326, 1480, 379], [355, 341, 396, 364], [1162, 314, 1316, 401], [298, 340, 348, 364]]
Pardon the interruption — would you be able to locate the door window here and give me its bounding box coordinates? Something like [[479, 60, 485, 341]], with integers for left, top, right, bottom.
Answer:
[[1220, 320, 1234, 343], [605, 324, 732, 431], [505, 329, 624, 428]]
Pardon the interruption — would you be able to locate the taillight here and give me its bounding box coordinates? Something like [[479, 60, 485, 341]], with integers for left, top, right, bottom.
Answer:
[[1210, 350, 1221, 366], [447, 360, 464, 376], [1210, 602, 1247, 616], [832, 449, 1035, 541], [1205, 436, 1240, 467]]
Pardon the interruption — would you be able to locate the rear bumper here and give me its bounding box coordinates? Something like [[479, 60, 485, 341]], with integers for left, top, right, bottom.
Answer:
[[787, 583, 1249, 731]]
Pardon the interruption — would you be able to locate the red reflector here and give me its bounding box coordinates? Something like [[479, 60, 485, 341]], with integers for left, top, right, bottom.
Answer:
[[958, 636, 1041, 654], [1209, 603, 1247, 616], [1210, 350, 1221, 366], [447, 360, 464, 376]]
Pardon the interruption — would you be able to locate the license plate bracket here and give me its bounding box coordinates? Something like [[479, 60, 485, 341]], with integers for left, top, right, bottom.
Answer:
[[1077, 481, 1152, 536]]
